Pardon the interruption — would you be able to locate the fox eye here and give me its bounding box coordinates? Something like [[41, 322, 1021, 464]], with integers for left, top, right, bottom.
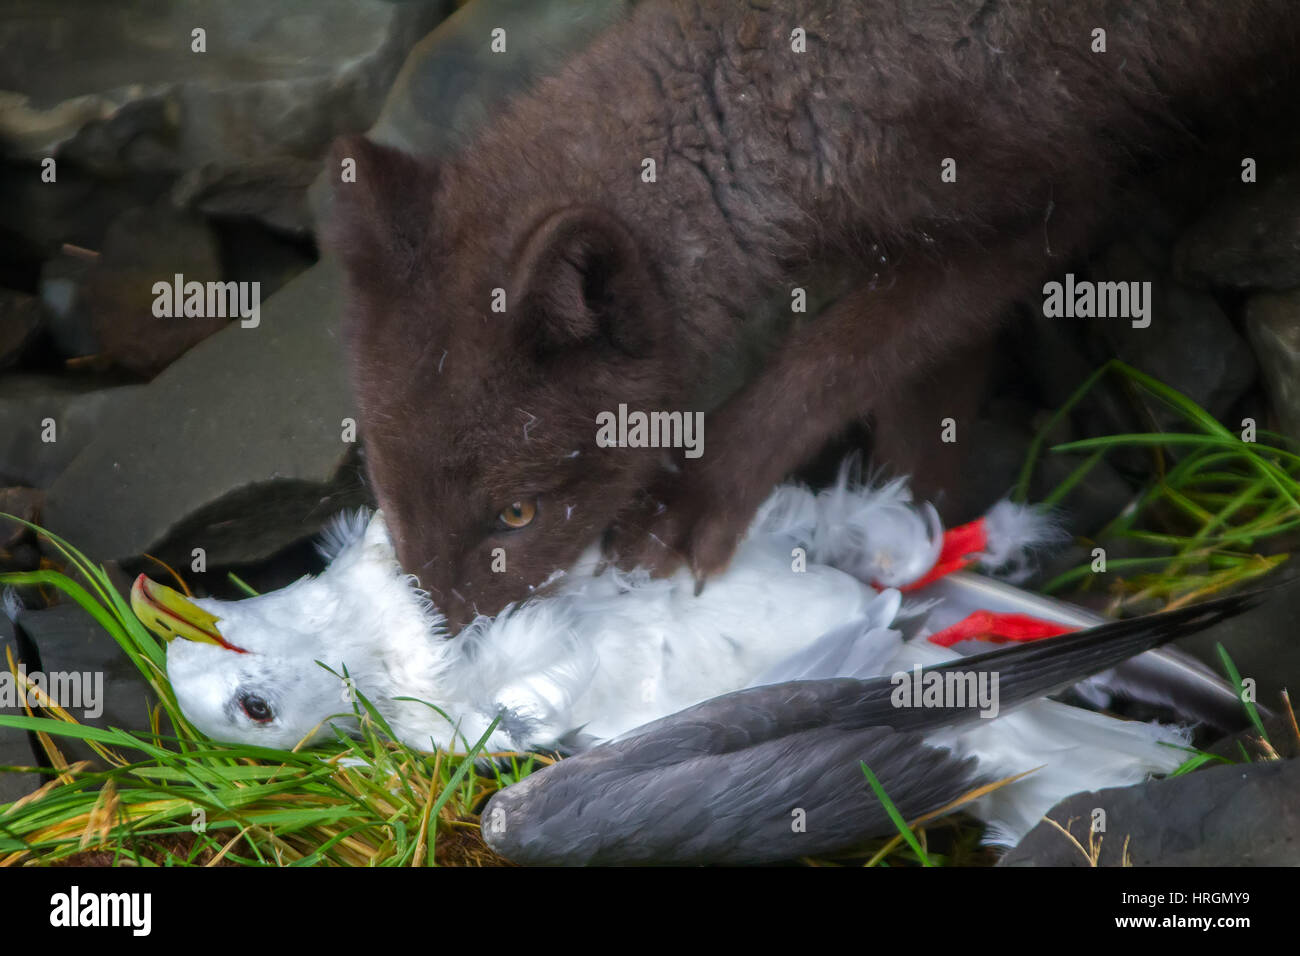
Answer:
[[239, 692, 274, 723], [497, 500, 538, 529]]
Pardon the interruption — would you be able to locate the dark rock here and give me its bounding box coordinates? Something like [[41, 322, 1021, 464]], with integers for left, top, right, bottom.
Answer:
[[1108, 191, 1181, 274], [0, 374, 146, 489], [1009, 307, 1102, 413], [0, 0, 453, 234], [0, 289, 44, 368], [1208, 713, 1300, 762], [1244, 289, 1300, 443], [0, 157, 170, 277], [1000, 757, 1300, 865], [85, 203, 227, 377], [1066, 240, 1258, 431], [1101, 282, 1257, 425], [1089, 238, 1258, 427], [1174, 173, 1300, 291], [41, 264, 366, 568], [1008, 254, 1169, 480]]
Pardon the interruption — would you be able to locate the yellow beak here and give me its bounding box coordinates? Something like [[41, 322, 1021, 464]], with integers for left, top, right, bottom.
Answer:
[[131, 574, 235, 650]]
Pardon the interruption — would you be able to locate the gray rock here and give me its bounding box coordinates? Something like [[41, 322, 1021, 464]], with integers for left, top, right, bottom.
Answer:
[[0, 0, 453, 234], [1175, 174, 1300, 291], [1000, 757, 1300, 865], [1244, 289, 1300, 443], [1090, 239, 1259, 425], [41, 263, 367, 568], [85, 202, 227, 377], [0, 374, 146, 489]]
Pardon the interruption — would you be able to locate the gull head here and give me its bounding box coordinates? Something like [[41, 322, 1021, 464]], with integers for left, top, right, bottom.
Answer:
[[131, 511, 446, 750]]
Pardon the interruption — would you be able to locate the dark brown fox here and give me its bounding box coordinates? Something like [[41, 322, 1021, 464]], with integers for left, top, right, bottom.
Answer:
[[329, 0, 1299, 630]]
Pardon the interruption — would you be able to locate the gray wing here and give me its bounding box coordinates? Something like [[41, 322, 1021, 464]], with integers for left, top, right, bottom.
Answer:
[[484, 682, 981, 865], [484, 584, 1279, 865]]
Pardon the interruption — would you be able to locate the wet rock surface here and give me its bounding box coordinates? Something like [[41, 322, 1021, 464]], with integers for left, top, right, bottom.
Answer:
[[0, 0, 453, 234], [40, 263, 368, 568], [0, 374, 146, 490], [1001, 757, 1300, 866]]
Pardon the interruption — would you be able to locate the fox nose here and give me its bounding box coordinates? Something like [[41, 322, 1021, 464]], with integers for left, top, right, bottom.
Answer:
[[440, 593, 476, 633], [418, 579, 475, 634]]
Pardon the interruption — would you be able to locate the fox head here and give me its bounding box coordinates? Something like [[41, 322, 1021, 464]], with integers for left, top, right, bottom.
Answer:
[[325, 136, 681, 630]]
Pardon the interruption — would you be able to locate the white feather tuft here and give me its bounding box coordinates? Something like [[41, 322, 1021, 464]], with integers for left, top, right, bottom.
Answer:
[[977, 500, 1065, 583], [807, 461, 943, 588], [749, 482, 819, 540], [315, 508, 374, 562]]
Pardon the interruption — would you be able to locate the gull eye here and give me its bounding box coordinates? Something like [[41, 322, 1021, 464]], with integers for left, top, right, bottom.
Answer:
[[497, 500, 537, 529], [239, 692, 274, 724]]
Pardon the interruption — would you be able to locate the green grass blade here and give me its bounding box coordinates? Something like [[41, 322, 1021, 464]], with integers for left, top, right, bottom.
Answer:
[[860, 761, 932, 867]]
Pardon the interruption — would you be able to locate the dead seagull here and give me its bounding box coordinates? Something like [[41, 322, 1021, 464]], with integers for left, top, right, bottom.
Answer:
[[130, 472, 1269, 862]]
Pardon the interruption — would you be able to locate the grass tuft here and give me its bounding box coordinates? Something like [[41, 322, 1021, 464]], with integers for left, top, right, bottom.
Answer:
[[1016, 359, 1299, 612]]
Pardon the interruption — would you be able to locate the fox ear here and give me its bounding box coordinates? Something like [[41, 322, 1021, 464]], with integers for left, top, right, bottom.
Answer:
[[511, 206, 666, 356], [324, 135, 437, 278]]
